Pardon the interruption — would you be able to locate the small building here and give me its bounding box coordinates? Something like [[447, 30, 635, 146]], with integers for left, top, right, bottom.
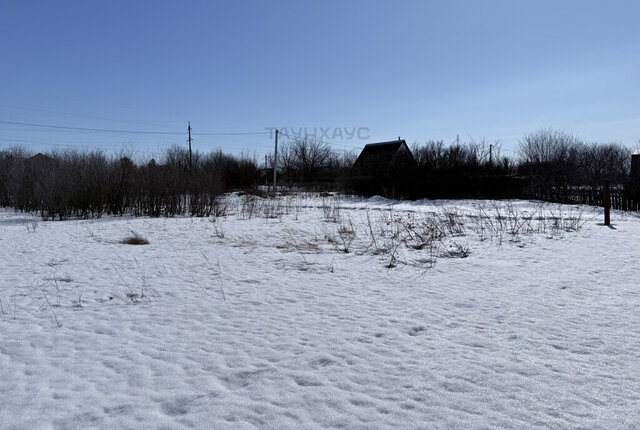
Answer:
[[353, 138, 417, 173], [352, 138, 417, 197], [27, 153, 53, 163], [23, 153, 55, 171]]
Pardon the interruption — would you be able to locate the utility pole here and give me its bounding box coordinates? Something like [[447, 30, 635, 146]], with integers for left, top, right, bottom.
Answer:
[[273, 129, 278, 197], [489, 144, 493, 165], [188, 121, 193, 173]]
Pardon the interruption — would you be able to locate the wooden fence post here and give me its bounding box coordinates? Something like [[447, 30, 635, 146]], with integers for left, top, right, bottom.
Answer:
[[604, 180, 610, 226]]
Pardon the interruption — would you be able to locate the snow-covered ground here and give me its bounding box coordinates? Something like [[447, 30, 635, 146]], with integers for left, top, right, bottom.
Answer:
[[1, 194, 639, 429]]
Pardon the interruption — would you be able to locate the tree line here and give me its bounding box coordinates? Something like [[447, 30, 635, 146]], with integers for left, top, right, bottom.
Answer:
[[409, 129, 632, 201], [0, 128, 636, 219], [0, 146, 259, 219]]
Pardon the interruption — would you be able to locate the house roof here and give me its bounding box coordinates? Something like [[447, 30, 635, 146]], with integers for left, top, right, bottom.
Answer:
[[25, 153, 54, 164], [356, 140, 407, 160], [353, 139, 416, 170], [361, 139, 406, 151]]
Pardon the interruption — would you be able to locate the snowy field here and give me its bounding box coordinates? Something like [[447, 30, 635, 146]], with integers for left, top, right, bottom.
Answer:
[[1, 193, 639, 429]]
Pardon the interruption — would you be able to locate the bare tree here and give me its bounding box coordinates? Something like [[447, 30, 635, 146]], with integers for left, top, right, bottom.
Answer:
[[289, 137, 331, 182], [518, 128, 581, 165]]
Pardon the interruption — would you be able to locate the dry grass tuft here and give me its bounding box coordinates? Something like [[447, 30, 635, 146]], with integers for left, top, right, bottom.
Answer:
[[121, 233, 149, 245]]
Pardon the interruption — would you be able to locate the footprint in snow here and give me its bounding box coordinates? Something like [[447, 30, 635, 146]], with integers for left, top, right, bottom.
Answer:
[[408, 326, 426, 336], [161, 394, 208, 416], [294, 376, 323, 387], [312, 357, 335, 367]]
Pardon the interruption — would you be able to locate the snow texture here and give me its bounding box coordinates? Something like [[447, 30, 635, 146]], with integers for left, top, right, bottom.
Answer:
[[1, 194, 639, 429]]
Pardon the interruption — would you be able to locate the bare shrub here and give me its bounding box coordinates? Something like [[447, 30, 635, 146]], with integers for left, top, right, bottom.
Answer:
[[349, 201, 588, 268], [336, 219, 356, 253], [240, 194, 261, 219], [321, 196, 341, 222], [263, 197, 284, 219], [363, 209, 383, 254], [378, 211, 403, 268], [209, 196, 228, 218], [400, 213, 443, 250], [212, 222, 225, 239], [438, 207, 466, 236], [323, 218, 356, 254]]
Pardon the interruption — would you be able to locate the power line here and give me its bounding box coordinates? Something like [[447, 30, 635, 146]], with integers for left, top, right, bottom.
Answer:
[[0, 135, 182, 147], [274, 133, 364, 150], [0, 118, 367, 155], [323, 140, 364, 150], [0, 103, 176, 128], [0, 118, 360, 151], [0, 119, 184, 135], [194, 131, 270, 136], [0, 119, 270, 136]]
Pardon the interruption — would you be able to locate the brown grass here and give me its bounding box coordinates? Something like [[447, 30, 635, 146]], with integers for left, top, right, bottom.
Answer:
[[121, 233, 149, 245]]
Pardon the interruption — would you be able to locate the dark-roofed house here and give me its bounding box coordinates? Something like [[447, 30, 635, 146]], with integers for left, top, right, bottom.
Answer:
[[27, 153, 53, 163], [353, 139, 416, 173], [24, 152, 55, 171], [352, 138, 417, 197]]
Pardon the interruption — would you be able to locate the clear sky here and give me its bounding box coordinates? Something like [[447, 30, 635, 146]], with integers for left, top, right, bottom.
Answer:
[[1, 0, 639, 161]]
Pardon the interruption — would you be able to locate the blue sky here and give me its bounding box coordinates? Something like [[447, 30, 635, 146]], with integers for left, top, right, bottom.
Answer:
[[1, 0, 638, 160]]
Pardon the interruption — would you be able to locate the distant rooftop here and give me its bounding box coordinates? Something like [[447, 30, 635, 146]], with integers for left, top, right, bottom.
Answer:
[[364, 139, 406, 148]]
